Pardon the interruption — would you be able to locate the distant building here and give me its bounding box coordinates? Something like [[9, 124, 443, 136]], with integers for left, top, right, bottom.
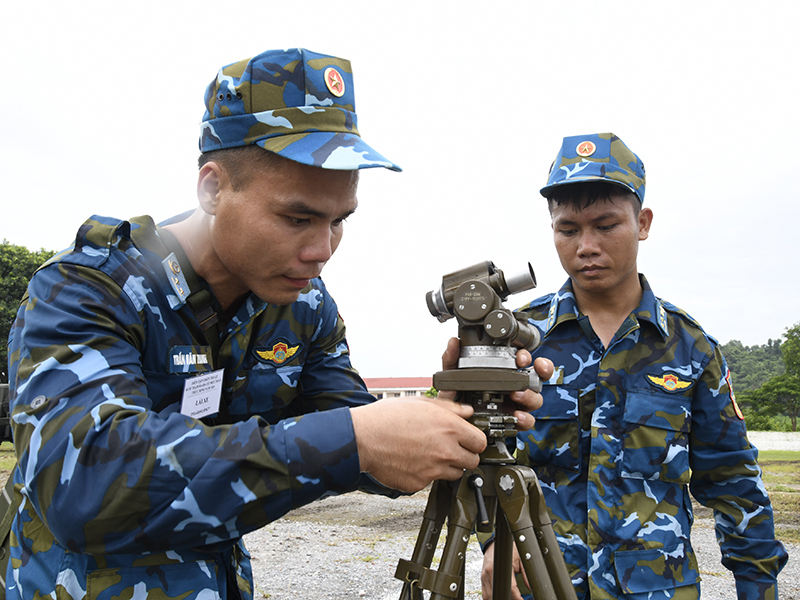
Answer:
[[362, 377, 433, 399]]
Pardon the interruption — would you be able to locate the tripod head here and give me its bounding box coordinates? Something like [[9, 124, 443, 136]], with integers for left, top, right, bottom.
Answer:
[[426, 261, 542, 459]]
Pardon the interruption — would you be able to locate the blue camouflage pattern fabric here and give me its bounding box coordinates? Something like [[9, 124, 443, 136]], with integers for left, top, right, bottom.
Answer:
[[199, 47, 401, 172], [5, 214, 388, 599], [540, 133, 646, 203], [515, 275, 787, 599]]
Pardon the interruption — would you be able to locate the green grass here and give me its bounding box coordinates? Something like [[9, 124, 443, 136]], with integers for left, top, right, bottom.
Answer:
[[755, 450, 800, 544], [0, 441, 14, 474]]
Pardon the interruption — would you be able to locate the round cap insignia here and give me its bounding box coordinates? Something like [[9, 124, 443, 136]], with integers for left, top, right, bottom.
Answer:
[[576, 141, 596, 157], [170, 260, 181, 275], [324, 67, 345, 98]]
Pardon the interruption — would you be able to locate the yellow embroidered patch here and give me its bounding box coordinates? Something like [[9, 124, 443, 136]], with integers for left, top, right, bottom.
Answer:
[[646, 373, 692, 392], [255, 342, 300, 365]]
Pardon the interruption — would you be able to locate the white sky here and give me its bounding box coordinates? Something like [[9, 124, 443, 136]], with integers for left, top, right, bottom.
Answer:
[[2, 1, 798, 378]]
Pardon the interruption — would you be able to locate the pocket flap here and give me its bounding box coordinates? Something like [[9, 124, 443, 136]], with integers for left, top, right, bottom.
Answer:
[[614, 542, 699, 594], [624, 392, 692, 433]]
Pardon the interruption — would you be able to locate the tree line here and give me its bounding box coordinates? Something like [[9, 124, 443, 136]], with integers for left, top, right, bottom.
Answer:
[[723, 325, 800, 432], [1, 241, 55, 382], [0, 241, 798, 431]]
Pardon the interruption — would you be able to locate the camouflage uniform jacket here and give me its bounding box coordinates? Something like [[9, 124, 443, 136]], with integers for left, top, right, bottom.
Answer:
[[6, 215, 383, 600], [515, 275, 787, 600]]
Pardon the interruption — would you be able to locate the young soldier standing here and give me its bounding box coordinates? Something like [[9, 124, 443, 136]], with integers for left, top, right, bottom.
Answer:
[[481, 133, 787, 599]]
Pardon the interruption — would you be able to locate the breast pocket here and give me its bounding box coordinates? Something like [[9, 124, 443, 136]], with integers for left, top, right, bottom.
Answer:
[[523, 383, 581, 473], [143, 371, 193, 415], [621, 391, 692, 484], [227, 366, 303, 421]]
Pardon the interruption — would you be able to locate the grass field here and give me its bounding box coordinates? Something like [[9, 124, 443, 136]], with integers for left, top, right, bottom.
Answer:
[[0, 442, 797, 544]]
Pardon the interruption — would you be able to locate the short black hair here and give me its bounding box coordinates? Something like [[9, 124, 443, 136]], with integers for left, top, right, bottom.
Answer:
[[545, 181, 640, 214], [198, 146, 287, 191]]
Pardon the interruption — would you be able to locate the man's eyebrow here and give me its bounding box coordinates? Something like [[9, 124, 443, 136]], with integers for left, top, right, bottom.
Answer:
[[284, 199, 358, 220], [554, 211, 619, 226]]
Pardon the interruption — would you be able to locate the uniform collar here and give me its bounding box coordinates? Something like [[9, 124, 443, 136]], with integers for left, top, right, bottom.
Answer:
[[544, 274, 669, 339], [632, 274, 669, 339]]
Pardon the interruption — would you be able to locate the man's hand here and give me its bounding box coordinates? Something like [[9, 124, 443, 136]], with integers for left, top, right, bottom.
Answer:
[[439, 337, 553, 431], [351, 396, 486, 492], [481, 541, 528, 600]]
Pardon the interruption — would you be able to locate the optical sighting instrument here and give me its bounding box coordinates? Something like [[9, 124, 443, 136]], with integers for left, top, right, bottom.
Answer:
[[395, 261, 577, 600]]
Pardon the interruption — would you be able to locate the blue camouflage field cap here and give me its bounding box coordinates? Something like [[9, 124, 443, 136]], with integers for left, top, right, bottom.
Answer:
[[540, 133, 645, 202], [199, 48, 401, 171]]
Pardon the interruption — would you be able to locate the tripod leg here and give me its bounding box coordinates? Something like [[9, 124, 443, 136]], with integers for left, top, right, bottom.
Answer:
[[426, 470, 482, 599], [396, 479, 452, 600], [523, 471, 576, 600], [495, 466, 577, 600], [492, 509, 515, 600]]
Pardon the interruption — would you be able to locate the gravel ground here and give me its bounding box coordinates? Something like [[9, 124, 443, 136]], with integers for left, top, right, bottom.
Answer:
[[245, 490, 798, 600]]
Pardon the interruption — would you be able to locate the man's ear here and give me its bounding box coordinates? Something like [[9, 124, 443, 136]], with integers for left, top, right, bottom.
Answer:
[[197, 162, 228, 215], [638, 207, 654, 241]]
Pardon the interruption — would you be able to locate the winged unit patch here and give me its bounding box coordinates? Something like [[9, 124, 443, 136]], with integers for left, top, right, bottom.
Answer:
[[646, 373, 692, 393], [254, 341, 300, 365]]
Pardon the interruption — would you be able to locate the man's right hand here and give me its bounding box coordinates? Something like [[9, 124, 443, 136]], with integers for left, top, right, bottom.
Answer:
[[350, 396, 487, 492], [481, 540, 529, 600]]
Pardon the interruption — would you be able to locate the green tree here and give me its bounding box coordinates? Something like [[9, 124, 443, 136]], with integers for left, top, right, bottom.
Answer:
[[721, 338, 784, 391], [782, 321, 800, 376], [743, 373, 800, 432], [737, 323, 800, 432], [0, 241, 55, 382]]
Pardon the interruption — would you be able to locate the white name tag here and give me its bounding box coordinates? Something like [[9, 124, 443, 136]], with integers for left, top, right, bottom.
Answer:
[[180, 369, 225, 420]]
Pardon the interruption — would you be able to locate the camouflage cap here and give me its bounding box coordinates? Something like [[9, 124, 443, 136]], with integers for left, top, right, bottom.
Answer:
[[199, 48, 401, 171], [540, 133, 645, 202]]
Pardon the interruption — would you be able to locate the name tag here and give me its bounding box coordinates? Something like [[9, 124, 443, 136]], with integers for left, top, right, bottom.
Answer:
[[169, 346, 214, 373], [180, 369, 224, 420]]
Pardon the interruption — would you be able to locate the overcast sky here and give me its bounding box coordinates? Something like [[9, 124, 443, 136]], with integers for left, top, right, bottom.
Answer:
[[2, 1, 798, 378]]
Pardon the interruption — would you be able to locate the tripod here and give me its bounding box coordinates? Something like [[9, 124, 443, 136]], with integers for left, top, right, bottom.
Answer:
[[398, 260, 578, 599], [394, 386, 578, 600]]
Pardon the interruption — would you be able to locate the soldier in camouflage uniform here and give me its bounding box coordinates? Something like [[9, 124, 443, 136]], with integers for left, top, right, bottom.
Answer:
[[481, 133, 788, 599], [5, 48, 545, 600]]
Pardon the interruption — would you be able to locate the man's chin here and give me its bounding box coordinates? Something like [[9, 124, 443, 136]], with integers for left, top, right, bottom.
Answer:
[[254, 288, 303, 307]]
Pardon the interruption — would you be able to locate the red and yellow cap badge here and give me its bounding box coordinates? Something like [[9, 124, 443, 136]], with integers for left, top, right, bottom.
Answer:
[[576, 140, 597, 157], [646, 373, 692, 393], [255, 341, 301, 365], [324, 67, 345, 97]]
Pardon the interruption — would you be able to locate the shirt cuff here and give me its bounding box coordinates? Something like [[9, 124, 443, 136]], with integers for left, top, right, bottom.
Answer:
[[280, 407, 361, 507]]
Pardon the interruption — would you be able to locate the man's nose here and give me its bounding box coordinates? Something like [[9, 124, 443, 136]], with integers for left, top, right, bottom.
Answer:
[[300, 229, 334, 263], [577, 231, 601, 256]]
